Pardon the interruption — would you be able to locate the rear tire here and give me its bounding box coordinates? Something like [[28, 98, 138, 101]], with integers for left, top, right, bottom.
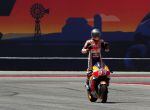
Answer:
[[99, 84, 108, 103]]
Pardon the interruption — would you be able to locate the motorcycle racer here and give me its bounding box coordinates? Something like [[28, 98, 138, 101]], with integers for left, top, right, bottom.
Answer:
[[81, 28, 109, 88]]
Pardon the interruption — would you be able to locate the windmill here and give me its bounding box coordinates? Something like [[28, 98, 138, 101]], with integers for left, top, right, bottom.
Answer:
[[30, 3, 49, 40]]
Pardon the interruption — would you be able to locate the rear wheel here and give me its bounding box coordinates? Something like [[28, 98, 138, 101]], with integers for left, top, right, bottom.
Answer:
[[87, 92, 97, 102], [99, 84, 108, 103]]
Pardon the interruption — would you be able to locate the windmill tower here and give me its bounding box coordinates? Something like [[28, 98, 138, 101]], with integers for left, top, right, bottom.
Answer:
[[30, 3, 49, 40]]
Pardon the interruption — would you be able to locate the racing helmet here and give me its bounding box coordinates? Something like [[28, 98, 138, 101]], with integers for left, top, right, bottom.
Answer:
[[91, 28, 101, 40]]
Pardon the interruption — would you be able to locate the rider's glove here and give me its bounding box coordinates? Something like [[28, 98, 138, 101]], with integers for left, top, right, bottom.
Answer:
[[86, 70, 92, 78], [81, 49, 88, 54]]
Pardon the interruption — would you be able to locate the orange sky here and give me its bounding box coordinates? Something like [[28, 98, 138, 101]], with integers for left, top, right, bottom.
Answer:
[[0, 0, 150, 33]]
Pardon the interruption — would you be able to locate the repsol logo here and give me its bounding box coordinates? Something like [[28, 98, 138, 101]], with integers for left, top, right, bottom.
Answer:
[[0, 0, 16, 16]]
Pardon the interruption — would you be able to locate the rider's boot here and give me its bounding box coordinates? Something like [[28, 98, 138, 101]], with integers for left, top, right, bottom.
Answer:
[[85, 70, 92, 91], [85, 79, 90, 91]]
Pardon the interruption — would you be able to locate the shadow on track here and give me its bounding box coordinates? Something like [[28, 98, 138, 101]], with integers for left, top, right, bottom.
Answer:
[[96, 101, 137, 104]]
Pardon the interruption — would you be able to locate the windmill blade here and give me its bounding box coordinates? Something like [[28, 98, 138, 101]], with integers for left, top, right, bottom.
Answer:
[[44, 9, 49, 14]]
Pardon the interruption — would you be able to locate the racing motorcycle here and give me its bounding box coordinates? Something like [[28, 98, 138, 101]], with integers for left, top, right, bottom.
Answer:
[[85, 41, 111, 103], [86, 62, 111, 103]]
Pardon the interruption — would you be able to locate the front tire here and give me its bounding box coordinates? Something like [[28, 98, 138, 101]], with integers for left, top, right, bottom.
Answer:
[[99, 84, 108, 103]]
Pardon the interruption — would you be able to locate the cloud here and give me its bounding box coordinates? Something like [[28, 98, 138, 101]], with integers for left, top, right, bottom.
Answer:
[[101, 14, 120, 22], [87, 14, 120, 22], [87, 18, 94, 22]]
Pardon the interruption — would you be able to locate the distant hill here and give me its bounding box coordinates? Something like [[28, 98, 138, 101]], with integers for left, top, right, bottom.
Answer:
[[2, 32, 134, 42], [136, 13, 150, 36], [2, 33, 34, 40], [102, 32, 134, 42]]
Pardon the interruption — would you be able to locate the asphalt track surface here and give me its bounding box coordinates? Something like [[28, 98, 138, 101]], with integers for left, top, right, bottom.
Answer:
[[0, 71, 150, 110]]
